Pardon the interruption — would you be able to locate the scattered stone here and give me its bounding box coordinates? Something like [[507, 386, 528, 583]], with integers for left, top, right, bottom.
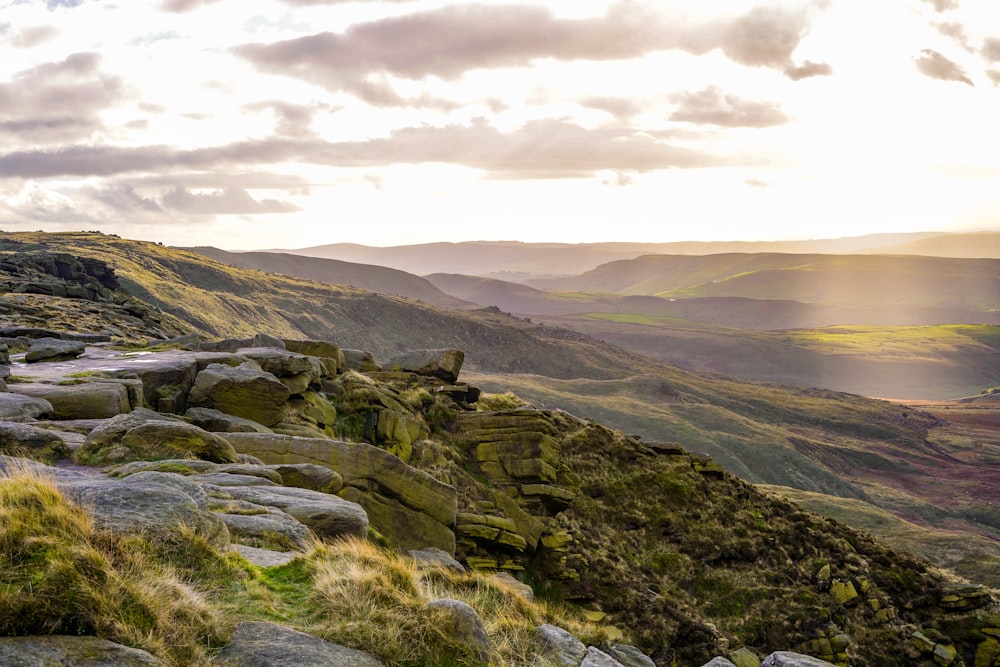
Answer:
[[231, 544, 300, 568], [425, 598, 492, 664], [0, 635, 163, 666], [606, 644, 656, 667], [534, 624, 587, 667], [729, 647, 761, 667], [213, 621, 386, 667], [24, 337, 85, 362], [701, 659, 738, 667], [939, 584, 992, 610]]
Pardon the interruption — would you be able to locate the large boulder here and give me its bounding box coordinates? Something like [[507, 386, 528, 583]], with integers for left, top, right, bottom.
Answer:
[[283, 339, 344, 376], [24, 337, 85, 362], [425, 598, 492, 664], [185, 407, 274, 434], [0, 420, 70, 462], [0, 636, 163, 666], [383, 348, 464, 382], [7, 382, 131, 419], [213, 621, 386, 667], [215, 503, 313, 549], [0, 392, 53, 421], [761, 653, 838, 667], [188, 362, 290, 427], [77, 410, 238, 465], [342, 349, 380, 373], [581, 647, 627, 667]]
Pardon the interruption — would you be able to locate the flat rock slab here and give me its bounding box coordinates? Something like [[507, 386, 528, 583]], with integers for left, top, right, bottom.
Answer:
[[25, 337, 85, 362], [7, 382, 130, 420], [213, 621, 386, 667], [761, 653, 838, 667], [0, 635, 163, 666], [383, 348, 464, 382]]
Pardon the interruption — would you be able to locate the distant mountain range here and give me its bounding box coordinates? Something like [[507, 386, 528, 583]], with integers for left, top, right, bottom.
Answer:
[[263, 231, 999, 279]]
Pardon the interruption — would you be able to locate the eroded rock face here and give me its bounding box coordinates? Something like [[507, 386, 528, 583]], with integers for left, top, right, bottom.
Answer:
[[76, 409, 238, 465], [223, 432, 457, 553], [8, 382, 131, 420], [0, 393, 53, 421], [25, 337, 85, 363]]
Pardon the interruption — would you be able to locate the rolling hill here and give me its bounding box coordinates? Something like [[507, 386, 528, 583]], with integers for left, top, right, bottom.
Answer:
[[3, 230, 999, 586]]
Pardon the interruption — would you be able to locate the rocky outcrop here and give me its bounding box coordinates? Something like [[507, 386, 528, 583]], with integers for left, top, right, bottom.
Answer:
[[25, 337, 85, 362], [0, 392, 52, 421], [8, 381, 132, 419], [383, 348, 465, 382], [0, 421, 69, 462], [224, 432, 457, 553], [75, 409, 238, 465], [213, 621, 387, 667]]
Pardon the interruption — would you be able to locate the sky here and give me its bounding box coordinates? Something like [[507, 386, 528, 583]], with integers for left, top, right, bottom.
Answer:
[[1, 0, 999, 250]]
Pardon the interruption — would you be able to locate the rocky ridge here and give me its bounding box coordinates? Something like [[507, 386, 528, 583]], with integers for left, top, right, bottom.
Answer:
[[0, 322, 996, 667]]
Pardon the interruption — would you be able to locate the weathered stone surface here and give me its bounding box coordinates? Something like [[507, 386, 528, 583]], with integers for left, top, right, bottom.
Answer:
[[534, 624, 587, 667], [0, 392, 53, 421], [408, 547, 466, 573], [223, 433, 457, 526], [152, 333, 201, 350], [606, 644, 656, 667], [61, 474, 230, 548], [185, 407, 273, 434], [189, 362, 289, 427], [761, 652, 838, 667], [384, 348, 464, 382], [939, 584, 992, 610], [341, 486, 455, 553], [933, 643, 958, 666], [729, 647, 762, 667], [209, 483, 368, 540], [342, 349, 380, 372], [425, 598, 491, 664], [701, 659, 738, 667], [272, 422, 329, 439], [25, 337, 85, 362], [7, 381, 130, 420], [0, 635, 164, 666], [251, 332, 285, 349], [0, 420, 69, 462], [457, 410, 561, 485], [113, 458, 283, 484], [494, 571, 534, 600], [119, 421, 239, 463], [237, 347, 321, 383], [581, 646, 627, 667], [213, 621, 387, 667], [215, 504, 313, 549], [375, 409, 426, 460], [231, 544, 300, 568], [285, 391, 337, 431]]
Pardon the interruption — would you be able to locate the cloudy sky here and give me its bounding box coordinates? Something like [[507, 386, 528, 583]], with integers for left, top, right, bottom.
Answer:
[[1, 0, 999, 249]]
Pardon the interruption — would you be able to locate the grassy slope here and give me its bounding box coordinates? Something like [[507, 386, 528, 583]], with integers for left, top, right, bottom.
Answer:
[[186, 247, 474, 309], [5, 231, 998, 586]]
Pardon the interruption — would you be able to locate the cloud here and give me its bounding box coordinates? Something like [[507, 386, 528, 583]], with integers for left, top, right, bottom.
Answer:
[[235, 3, 824, 105], [581, 97, 641, 119], [0, 52, 122, 143], [922, 0, 958, 11], [91, 183, 163, 213], [0, 119, 722, 180], [9, 25, 58, 48], [744, 178, 773, 188], [915, 49, 973, 85], [160, 0, 221, 11], [988, 69, 1000, 86], [242, 100, 336, 137], [161, 186, 300, 214], [670, 87, 788, 127], [934, 22, 970, 49], [982, 37, 1000, 63], [785, 60, 833, 80]]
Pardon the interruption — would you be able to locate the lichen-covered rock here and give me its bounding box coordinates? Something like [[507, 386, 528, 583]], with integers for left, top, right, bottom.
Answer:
[[701, 659, 738, 667], [285, 391, 337, 432], [729, 647, 762, 667], [77, 413, 238, 465], [384, 348, 464, 382], [606, 644, 656, 667], [237, 347, 322, 385], [0, 635, 164, 666], [215, 503, 313, 549], [188, 362, 290, 427], [341, 485, 455, 553], [425, 598, 492, 664], [7, 381, 131, 419], [265, 462, 342, 493], [534, 624, 587, 667], [24, 337, 85, 362], [213, 621, 387, 667], [0, 420, 70, 462], [284, 338, 344, 376]]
